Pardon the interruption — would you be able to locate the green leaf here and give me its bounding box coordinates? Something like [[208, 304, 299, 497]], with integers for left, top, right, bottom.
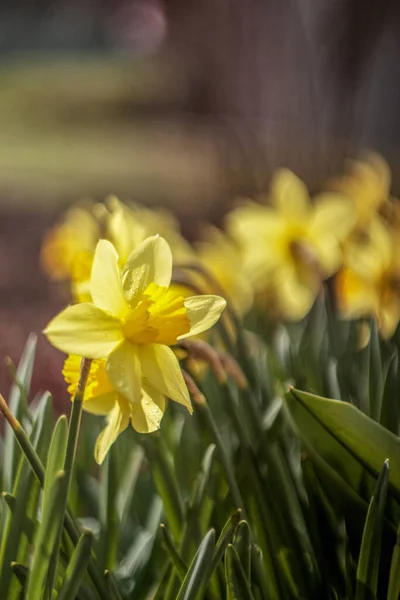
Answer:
[[225, 544, 255, 600], [26, 471, 67, 600], [387, 525, 400, 600], [161, 523, 187, 580], [43, 416, 68, 503], [176, 529, 216, 600], [104, 570, 124, 600], [368, 320, 383, 422], [98, 451, 119, 573], [212, 510, 242, 577], [234, 521, 251, 582], [142, 435, 184, 540], [3, 334, 37, 493], [0, 393, 52, 600], [10, 562, 28, 588], [288, 388, 400, 500], [355, 460, 389, 600], [380, 351, 400, 436], [1, 492, 36, 542], [42, 415, 69, 595], [57, 531, 93, 600]]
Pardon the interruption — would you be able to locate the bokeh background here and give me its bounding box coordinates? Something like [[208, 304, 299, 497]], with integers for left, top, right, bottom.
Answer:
[[1, 0, 400, 403]]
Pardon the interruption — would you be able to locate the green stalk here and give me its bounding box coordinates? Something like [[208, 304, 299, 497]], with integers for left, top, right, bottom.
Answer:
[[64, 358, 92, 484]]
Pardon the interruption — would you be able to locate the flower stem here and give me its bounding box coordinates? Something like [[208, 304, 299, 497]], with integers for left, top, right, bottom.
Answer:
[[0, 393, 45, 486], [64, 358, 92, 484]]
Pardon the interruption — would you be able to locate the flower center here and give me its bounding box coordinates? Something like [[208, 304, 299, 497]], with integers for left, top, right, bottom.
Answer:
[[122, 282, 191, 346]]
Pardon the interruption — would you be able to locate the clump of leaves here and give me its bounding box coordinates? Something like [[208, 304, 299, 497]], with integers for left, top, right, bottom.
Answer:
[[1, 291, 400, 599]]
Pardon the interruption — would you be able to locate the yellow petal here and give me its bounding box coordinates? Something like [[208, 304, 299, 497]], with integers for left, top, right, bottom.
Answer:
[[44, 303, 123, 358], [311, 195, 356, 239], [335, 268, 377, 318], [83, 391, 118, 416], [312, 234, 342, 276], [106, 197, 146, 262], [130, 380, 165, 433], [379, 292, 400, 338], [276, 265, 318, 320], [139, 344, 192, 412], [71, 279, 91, 303], [90, 240, 129, 318], [178, 295, 227, 339], [344, 218, 392, 279], [227, 204, 286, 250], [106, 341, 142, 404], [122, 236, 172, 305], [94, 399, 130, 464], [271, 169, 310, 220]]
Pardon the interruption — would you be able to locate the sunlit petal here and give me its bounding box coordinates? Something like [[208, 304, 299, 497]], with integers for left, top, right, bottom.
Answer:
[[90, 239, 129, 318], [122, 236, 172, 305], [94, 399, 130, 464], [44, 303, 123, 358], [178, 295, 227, 339], [139, 344, 192, 412], [83, 391, 118, 416], [130, 380, 165, 433], [106, 341, 142, 404]]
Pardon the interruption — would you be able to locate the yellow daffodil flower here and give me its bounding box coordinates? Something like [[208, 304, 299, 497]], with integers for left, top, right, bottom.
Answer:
[[44, 235, 226, 462], [105, 196, 194, 265], [335, 217, 400, 338], [40, 205, 100, 301], [327, 153, 395, 282], [227, 169, 355, 320], [327, 151, 391, 224], [195, 225, 253, 315]]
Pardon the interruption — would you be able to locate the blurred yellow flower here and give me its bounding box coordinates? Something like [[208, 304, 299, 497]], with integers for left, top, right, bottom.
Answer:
[[105, 196, 194, 265], [40, 205, 99, 301], [227, 169, 355, 320], [195, 225, 253, 315], [328, 151, 391, 224], [336, 218, 400, 338], [45, 236, 226, 462]]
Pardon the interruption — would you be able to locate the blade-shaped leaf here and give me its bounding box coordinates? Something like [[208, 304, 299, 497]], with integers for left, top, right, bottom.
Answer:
[[355, 460, 390, 600], [288, 388, 400, 499], [176, 529, 216, 600]]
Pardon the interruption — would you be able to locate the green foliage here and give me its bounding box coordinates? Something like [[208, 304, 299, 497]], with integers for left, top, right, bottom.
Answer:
[[1, 297, 400, 598]]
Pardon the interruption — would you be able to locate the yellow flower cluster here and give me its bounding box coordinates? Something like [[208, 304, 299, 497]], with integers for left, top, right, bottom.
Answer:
[[227, 152, 400, 338], [42, 151, 400, 452], [330, 153, 400, 338]]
